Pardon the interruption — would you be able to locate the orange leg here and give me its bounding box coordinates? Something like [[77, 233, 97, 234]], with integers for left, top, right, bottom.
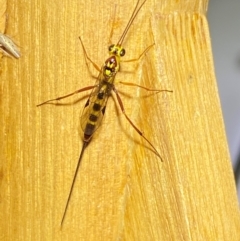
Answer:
[[119, 81, 173, 93], [79, 36, 101, 73], [113, 86, 163, 161], [108, 4, 118, 46], [37, 85, 96, 107], [122, 43, 155, 63]]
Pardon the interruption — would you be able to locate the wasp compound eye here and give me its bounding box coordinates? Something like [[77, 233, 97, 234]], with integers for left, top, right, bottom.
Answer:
[[120, 48, 125, 57]]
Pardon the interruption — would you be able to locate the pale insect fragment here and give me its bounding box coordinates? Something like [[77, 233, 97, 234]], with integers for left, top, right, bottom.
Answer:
[[0, 32, 21, 59]]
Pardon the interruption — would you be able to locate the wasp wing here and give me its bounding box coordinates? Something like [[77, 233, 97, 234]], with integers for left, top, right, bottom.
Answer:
[[80, 78, 112, 138]]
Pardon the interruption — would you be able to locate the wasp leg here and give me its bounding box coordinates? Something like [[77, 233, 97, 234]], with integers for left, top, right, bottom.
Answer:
[[113, 86, 163, 161], [119, 81, 173, 93], [122, 43, 154, 63], [37, 85, 96, 107], [79, 36, 101, 74]]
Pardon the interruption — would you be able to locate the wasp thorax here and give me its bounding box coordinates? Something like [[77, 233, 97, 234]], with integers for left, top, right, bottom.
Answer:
[[105, 56, 117, 67]]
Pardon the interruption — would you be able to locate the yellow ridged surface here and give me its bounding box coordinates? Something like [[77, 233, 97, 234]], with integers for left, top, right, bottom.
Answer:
[[0, 0, 7, 60]]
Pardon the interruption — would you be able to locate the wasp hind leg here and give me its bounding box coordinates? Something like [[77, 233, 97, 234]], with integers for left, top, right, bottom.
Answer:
[[113, 86, 163, 161]]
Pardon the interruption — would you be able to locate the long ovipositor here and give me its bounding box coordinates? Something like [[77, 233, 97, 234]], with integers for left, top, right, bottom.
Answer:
[[0, 33, 21, 59]]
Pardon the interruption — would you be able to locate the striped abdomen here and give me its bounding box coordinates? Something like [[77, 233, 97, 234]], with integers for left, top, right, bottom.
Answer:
[[80, 80, 113, 141]]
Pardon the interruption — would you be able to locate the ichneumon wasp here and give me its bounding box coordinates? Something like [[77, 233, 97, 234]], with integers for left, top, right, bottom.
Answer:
[[37, 0, 172, 226]]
